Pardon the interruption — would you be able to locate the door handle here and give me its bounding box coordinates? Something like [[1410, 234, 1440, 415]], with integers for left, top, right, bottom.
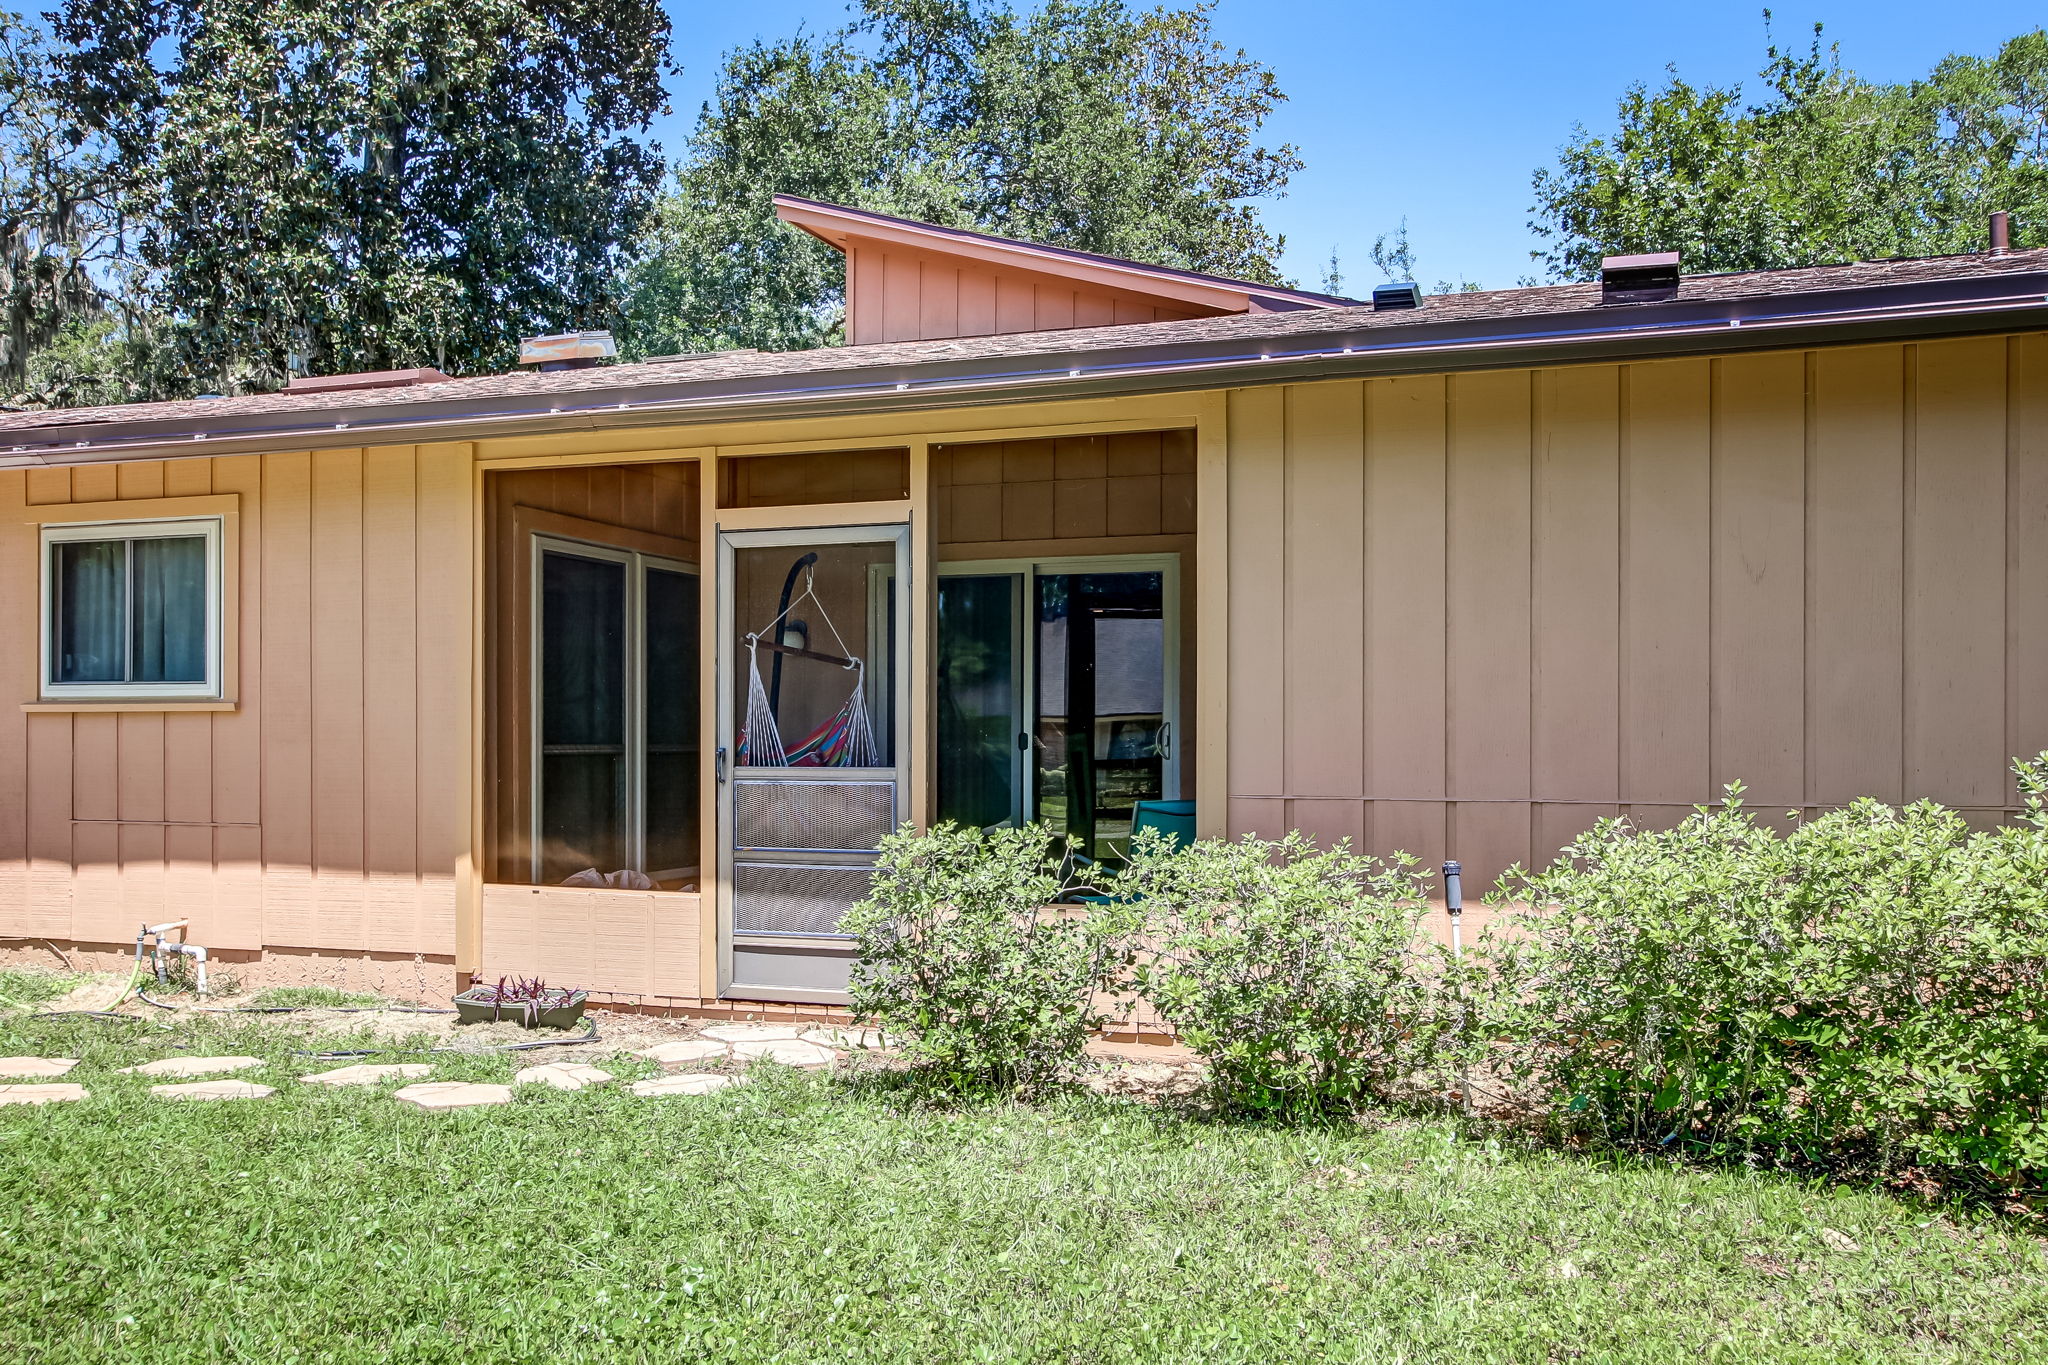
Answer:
[[1158, 721, 1171, 759], [716, 746, 728, 783]]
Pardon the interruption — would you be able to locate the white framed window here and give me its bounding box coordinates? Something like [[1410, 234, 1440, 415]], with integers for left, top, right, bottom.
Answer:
[[40, 516, 224, 701]]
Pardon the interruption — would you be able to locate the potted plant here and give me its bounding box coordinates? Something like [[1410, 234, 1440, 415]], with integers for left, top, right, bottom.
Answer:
[[452, 975, 588, 1029]]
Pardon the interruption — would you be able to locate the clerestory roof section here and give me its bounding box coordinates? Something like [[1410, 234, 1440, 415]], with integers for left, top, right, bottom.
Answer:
[[3, 245, 2046, 465], [772, 194, 1360, 344]]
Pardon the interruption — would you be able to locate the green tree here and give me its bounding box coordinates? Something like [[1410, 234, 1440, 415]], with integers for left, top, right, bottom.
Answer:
[[1530, 23, 2048, 280], [0, 13, 139, 402], [621, 0, 1303, 358], [50, 0, 675, 393]]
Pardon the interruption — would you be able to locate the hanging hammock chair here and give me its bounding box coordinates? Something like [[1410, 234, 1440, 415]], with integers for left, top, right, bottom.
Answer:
[[737, 565, 880, 769]]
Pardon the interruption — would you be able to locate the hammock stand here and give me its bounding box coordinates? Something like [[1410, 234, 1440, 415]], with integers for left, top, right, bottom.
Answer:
[[737, 566, 879, 769]]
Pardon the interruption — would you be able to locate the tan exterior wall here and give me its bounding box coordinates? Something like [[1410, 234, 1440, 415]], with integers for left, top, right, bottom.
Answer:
[[1222, 334, 2048, 893], [9, 337, 2046, 990], [0, 447, 472, 961]]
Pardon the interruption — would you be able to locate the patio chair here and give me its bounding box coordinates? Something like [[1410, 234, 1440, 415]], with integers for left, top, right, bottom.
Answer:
[[1065, 799, 1197, 903]]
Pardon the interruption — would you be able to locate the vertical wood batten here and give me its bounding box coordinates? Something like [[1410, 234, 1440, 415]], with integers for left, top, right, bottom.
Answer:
[[1621, 360, 1712, 805], [416, 444, 472, 962], [363, 447, 423, 952], [0, 473, 29, 925], [1531, 365, 1621, 805], [1280, 381, 1365, 800], [1807, 346, 1906, 804], [211, 455, 263, 826], [1710, 352, 1807, 806], [260, 451, 316, 947], [1364, 375, 1448, 868], [2010, 335, 2048, 802], [1444, 370, 1534, 880], [1907, 338, 2008, 805], [1224, 388, 1285, 804], [309, 449, 367, 950], [1194, 393, 1230, 838]]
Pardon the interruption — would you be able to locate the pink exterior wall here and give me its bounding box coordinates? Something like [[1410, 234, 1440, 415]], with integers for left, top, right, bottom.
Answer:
[[0, 449, 470, 962], [845, 243, 1214, 345]]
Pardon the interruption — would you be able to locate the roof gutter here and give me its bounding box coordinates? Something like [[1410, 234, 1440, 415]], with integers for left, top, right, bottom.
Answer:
[[7, 271, 2047, 466]]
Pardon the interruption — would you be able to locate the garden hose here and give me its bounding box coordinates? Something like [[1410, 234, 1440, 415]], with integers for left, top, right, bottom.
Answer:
[[133, 990, 454, 1015], [9, 952, 150, 1020], [121, 988, 602, 1057], [296, 1016, 604, 1060]]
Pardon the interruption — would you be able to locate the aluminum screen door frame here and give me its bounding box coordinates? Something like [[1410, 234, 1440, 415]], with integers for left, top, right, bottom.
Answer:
[[715, 522, 911, 1003]]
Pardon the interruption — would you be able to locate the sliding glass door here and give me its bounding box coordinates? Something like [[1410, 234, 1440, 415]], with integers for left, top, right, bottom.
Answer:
[[936, 556, 1179, 861]]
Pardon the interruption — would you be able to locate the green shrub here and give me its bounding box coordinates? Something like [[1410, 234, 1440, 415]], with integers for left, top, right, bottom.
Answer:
[[842, 823, 1138, 1094], [1482, 762, 2048, 1187], [1122, 832, 1443, 1116]]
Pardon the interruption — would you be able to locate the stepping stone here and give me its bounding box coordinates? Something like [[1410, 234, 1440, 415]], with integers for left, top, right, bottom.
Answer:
[[632, 1073, 745, 1098], [632, 1039, 729, 1067], [300, 1063, 434, 1087], [392, 1081, 514, 1111], [151, 1080, 274, 1101], [0, 1057, 79, 1079], [699, 1023, 803, 1043], [732, 1038, 838, 1068], [119, 1056, 263, 1078], [801, 1027, 889, 1050], [0, 1083, 87, 1105], [514, 1062, 613, 1091]]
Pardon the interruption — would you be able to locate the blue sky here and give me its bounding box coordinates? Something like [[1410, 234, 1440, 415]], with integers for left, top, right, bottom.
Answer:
[[653, 1, 2044, 289]]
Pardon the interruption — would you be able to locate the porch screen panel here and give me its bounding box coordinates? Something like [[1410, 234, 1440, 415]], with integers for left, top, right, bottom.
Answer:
[[644, 565, 701, 879], [539, 550, 627, 882]]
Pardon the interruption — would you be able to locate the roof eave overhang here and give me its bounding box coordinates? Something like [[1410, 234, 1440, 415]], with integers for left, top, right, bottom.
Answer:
[[7, 272, 2047, 467]]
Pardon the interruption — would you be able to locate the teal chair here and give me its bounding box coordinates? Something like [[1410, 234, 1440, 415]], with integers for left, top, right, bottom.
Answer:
[[1067, 800, 1197, 903]]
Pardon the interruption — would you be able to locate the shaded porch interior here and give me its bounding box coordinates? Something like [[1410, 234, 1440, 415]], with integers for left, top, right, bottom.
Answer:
[[479, 427, 1196, 1002]]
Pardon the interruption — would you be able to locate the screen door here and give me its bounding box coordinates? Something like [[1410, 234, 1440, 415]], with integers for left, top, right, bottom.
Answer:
[[716, 524, 909, 1001]]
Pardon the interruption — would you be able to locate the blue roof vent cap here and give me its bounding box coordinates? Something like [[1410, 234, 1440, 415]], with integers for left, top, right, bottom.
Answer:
[[1371, 282, 1424, 311]]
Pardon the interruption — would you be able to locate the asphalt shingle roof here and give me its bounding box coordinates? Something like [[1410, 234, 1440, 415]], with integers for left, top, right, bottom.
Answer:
[[5, 247, 2046, 437]]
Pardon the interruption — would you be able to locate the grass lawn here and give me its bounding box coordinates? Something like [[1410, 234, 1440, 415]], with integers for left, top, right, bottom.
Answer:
[[2, 1005, 2044, 1364]]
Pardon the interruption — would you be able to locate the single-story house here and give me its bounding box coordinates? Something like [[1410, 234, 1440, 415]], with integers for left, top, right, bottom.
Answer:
[[2, 195, 2044, 1006]]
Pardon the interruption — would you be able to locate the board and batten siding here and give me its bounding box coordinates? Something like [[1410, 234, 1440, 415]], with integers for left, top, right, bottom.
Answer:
[[1223, 334, 2048, 895], [0, 447, 472, 958]]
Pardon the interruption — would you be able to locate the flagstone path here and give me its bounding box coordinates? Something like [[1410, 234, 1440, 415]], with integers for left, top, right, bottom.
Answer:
[[0, 1057, 79, 1078], [0, 1083, 87, 1105], [151, 1080, 274, 1101], [633, 1073, 745, 1097], [301, 1063, 435, 1087], [514, 1062, 613, 1090], [119, 1056, 264, 1078]]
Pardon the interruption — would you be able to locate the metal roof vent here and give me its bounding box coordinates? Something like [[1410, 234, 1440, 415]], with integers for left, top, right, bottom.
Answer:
[[1600, 252, 1681, 304], [1371, 281, 1424, 311], [518, 330, 617, 372]]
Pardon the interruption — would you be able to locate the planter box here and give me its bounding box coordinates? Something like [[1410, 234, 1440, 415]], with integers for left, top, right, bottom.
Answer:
[[452, 991, 588, 1030]]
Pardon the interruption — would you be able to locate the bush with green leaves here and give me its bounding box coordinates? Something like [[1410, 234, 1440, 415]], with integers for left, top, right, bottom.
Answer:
[[1120, 832, 1443, 1116], [1482, 762, 2048, 1188], [842, 823, 1137, 1094]]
